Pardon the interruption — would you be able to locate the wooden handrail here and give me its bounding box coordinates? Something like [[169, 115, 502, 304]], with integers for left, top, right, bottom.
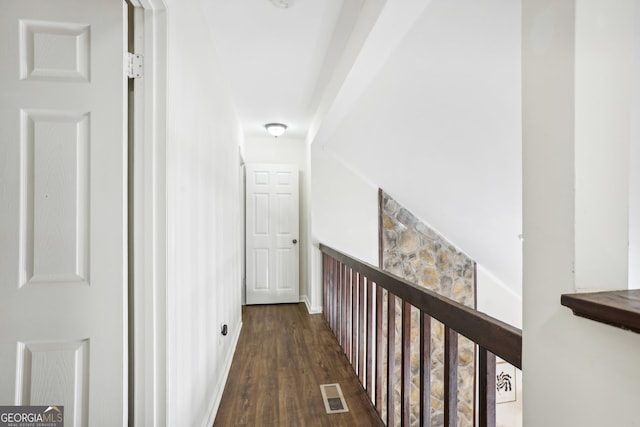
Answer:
[[320, 243, 522, 369], [561, 289, 640, 334], [321, 243, 523, 426]]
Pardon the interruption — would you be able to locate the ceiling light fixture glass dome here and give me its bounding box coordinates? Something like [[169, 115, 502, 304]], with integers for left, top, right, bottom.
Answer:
[[269, 0, 294, 8], [265, 123, 287, 138]]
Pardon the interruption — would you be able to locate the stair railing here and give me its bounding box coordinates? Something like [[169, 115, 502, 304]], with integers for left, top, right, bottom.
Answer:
[[320, 243, 522, 427]]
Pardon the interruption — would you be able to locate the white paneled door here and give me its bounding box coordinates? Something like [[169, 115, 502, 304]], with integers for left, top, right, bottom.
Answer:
[[246, 164, 299, 305], [0, 1, 127, 425]]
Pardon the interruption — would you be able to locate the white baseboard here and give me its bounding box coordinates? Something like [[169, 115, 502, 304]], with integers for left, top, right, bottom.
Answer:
[[300, 295, 323, 314], [202, 321, 243, 427]]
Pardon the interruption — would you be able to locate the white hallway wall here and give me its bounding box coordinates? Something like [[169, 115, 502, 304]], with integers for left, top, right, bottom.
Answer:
[[630, 1, 640, 289], [164, 0, 243, 425], [310, 152, 522, 329], [311, 145, 378, 267]]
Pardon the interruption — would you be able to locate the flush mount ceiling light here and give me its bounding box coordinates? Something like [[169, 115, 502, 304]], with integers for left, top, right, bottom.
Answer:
[[269, 0, 294, 8], [265, 123, 287, 138]]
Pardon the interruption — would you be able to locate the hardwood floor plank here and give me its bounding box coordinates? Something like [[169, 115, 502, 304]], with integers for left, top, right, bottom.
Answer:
[[213, 303, 384, 427]]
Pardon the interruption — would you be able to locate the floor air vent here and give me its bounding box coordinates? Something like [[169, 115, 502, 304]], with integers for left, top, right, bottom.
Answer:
[[320, 383, 349, 414]]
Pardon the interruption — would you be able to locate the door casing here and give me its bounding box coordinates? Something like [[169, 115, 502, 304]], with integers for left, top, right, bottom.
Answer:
[[128, 0, 168, 425]]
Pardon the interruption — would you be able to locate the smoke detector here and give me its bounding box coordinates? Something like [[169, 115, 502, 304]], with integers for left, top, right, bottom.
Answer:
[[269, 0, 294, 8]]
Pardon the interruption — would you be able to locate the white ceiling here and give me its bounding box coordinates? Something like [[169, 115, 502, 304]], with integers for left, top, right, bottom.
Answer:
[[203, 0, 368, 139]]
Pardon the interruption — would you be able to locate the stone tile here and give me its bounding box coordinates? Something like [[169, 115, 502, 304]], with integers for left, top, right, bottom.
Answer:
[[380, 191, 476, 427]]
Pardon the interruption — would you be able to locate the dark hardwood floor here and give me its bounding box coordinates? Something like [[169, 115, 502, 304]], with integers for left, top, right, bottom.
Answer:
[[213, 303, 384, 427]]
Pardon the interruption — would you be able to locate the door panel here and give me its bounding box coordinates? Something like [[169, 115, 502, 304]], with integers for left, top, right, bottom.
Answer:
[[0, 1, 127, 425], [246, 164, 299, 304], [24, 110, 90, 286]]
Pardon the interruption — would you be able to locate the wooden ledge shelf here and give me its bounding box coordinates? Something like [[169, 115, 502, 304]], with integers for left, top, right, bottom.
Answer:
[[561, 290, 640, 334]]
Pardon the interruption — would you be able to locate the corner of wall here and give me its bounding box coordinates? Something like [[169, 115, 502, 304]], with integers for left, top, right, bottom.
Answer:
[[301, 294, 323, 314]]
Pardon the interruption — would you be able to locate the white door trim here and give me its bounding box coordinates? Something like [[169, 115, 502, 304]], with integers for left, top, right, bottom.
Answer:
[[240, 154, 246, 306], [130, 1, 167, 425]]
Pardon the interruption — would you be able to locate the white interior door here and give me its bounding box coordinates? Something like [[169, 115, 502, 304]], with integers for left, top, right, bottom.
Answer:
[[0, 1, 127, 425], [246, 164, 299, 305]]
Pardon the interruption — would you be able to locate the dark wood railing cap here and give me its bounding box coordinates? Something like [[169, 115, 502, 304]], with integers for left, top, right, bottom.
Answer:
[[561, 289, 640, 334], [320, 243, 523, 369]]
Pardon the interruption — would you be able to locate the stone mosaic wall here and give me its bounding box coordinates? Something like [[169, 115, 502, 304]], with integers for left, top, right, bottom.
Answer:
[[380, 191, 476, 427]]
